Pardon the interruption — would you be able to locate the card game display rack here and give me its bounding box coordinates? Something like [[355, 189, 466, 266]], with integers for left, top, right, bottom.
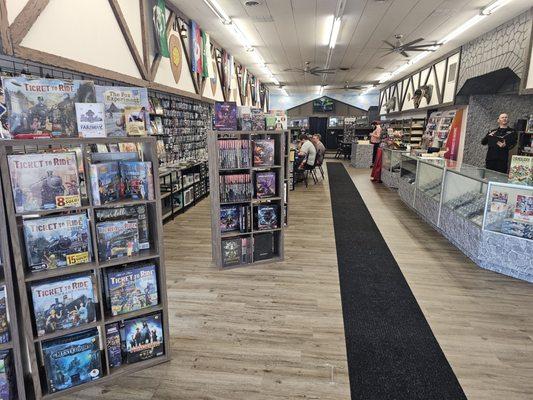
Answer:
[[208, 130, 286, 269], [0, 137, 171, 399], [0, 168, 28, 399]]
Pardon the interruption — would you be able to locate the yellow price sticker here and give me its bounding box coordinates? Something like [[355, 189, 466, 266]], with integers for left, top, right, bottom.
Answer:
[[66, 252, 89, 265]]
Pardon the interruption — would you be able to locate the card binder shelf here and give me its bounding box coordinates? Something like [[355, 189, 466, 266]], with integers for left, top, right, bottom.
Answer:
[[208, 131, 287, 269], [0, 137, 171, 399]]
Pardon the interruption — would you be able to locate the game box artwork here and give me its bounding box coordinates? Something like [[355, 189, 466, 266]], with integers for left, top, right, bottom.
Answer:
[[0, 350, 15, 399], [42, 328, 102, 393], [123, 312, 164, 364], [8, 152, 81, 213], [252, 139, 275, 166], [23, 213, 91, 272], [95, 86, 149, 137], [0, 287, 9, 344], [255, 172, 276, 198], [90, 162, 120, 206], [95, 205, 150, 250], [251, 108, 265, 131], [125, 106, 147, 136], [221, 238, 242, 267], [75, 103, 106, 138], [105, 323, 122, 369], [96, 220, 139, 261], [31, 274, 96, 337], [106, 264, 158, 316], [237, 106, 252, 131], [514, 194, 533, 223], [257, 205, 278, 230], [214, 102, 237, 131], [2, 77, 96, 138], [120, 162, 154, 201], [220, 206, 240, 233]]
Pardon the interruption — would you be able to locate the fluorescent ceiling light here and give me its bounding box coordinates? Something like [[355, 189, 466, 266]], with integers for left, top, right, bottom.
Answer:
[[323, 15, 334, 45], [329, 17, 341, 49], [253, 50, 265, 66], [203, 0, 231, 24], [271, 76, 280, 85], [481, 0, 512, 15], [319, 85, 324, 95], [440, 14, 486, 44]]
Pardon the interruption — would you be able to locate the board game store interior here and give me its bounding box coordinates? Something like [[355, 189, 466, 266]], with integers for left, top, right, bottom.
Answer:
[[0, 1, 532, 399]]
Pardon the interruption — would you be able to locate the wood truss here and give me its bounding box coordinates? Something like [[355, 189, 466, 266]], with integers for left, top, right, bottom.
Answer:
[[0, 0, 268, 107]]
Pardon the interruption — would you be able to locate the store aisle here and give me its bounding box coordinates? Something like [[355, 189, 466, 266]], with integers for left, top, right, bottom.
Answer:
[[327, 162, 466, 400], [346, 165, 533, 400], [66, 167, 350, 399]]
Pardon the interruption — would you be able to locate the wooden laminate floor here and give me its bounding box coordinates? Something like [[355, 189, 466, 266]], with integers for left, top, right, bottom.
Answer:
[[64, 161, 533, 400]]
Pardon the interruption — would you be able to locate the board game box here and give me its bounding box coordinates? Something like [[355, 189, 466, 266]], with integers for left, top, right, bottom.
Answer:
[[220, 206, 240, 233], [105, 323, 122, 369], [257, 205, 278, 230], [214, 102, 237, 131], [119, 161, 154, 201], [2, 77, 96, 138], [251, 108, 265, 131], [0, 350, 15, 399], [42, 328, 101, 393], [106, 264, 158, 316], [125, 106, 147, 136], [96, 220, 139, 261], [75, 103, 106, 138], [255, 172, 276, 198], [23, 213, 91, 272], [123, 312, 164, 364], [90, 162, 121, 206], [514, 194, 533, 223], [0, 287, 9, 344], [95, 86, 149, 137], [31, 273, 96, 336], [95, 205, 150, 250], [252, 139, 275, 166], [237, 106, 252, 131], [8, 152, 81, 213], [489, 190, 509, 213], [221, 238, 242, 267]]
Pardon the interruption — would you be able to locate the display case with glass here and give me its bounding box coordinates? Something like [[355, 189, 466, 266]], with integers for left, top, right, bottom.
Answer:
[[483, 182, 533, 239], [381, 149, 405, 189], [416, 158, 445, 201], [398, 154, 418, 207], [441, 164, 508, 227]]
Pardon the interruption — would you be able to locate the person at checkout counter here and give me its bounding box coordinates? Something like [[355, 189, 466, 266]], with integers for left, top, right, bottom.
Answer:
[[370, 121, 382, 167], [481, 113, 517, 174]]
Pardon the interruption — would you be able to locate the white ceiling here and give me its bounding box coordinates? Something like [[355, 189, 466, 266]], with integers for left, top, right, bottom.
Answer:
[[170, 0, 533, 95]]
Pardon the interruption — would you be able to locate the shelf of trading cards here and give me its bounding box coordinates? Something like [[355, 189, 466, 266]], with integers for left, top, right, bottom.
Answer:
[[0, 137, 170, 399], [0, 165, 28, 399], [159, 160, 209, 222], [208, 131, 286, 269]]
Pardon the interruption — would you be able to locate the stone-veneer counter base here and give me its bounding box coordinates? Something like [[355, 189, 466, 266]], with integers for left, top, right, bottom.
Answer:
[[381, 169, 400, 189], [350, 142, 373, 169], [413, 190, 440, 227], [438, 206, 482, 263], [398, 177, 416, 208]]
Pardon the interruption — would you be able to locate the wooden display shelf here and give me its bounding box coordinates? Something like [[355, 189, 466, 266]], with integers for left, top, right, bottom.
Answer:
[[208, 130, 286, 269], [0, 137, 171, 399]]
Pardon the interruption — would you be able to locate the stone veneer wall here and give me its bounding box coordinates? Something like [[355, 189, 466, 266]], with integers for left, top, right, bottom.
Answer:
[[462, 94, 533, 167], [457, 11, 531, 92]]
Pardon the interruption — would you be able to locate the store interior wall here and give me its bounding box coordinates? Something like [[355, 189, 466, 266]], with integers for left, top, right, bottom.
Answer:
[[270, 92, 379, 112], [462, 93, 533, 167], [287, 98, 368, 118]]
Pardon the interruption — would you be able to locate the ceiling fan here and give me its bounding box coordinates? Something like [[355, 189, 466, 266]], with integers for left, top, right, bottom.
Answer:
[[283, 61, 336, 76], [383, 34, 440, 58]]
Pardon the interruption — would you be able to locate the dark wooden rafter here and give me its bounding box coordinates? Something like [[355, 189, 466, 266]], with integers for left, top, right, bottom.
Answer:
[[9, 0, 49, 45], [139, 0, 151, 78], [0, 0, 12, 54], [108, 0, 148, 80], [214, 48, 227, 101], [440, 57, 449, 104], [431, 65, 442, 105], [400, 77, 410, 110]]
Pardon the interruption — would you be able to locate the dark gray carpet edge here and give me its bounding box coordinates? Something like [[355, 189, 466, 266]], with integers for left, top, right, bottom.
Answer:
[[326, 163, 467, 400]]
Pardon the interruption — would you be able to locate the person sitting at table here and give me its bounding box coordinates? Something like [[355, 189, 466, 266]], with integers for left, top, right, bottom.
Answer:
[[311, 134, 326, 178], [370, 121, 382, 167], [297, 133, 316, 170]]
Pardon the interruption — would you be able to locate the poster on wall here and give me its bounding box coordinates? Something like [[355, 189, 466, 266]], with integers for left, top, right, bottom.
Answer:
[[168, 33, 182, 84], [444, 109, 463, 161], [152, 0, 169, 58], [95, 86, 149, 137], [2, 77, 96, 138], [190, 20, 203, 75]]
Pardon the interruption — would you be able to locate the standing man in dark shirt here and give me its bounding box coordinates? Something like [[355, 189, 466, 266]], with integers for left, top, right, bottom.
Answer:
[[481, 113, 517, 174]]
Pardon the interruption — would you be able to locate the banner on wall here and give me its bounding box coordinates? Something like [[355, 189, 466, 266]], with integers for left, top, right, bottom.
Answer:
[[202, 32, 210, 78], [444, 109, 463, 161], [190, 20, 203, 75], [153, 0, 169, 58], [209, 46, 217, 95], [241, 67, 248, 97], [229, 54, 235, 90], [222, 50, 230, 89]]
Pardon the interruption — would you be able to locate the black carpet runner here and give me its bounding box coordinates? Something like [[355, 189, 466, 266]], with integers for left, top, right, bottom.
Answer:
[[326, 163, 467, 400]]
